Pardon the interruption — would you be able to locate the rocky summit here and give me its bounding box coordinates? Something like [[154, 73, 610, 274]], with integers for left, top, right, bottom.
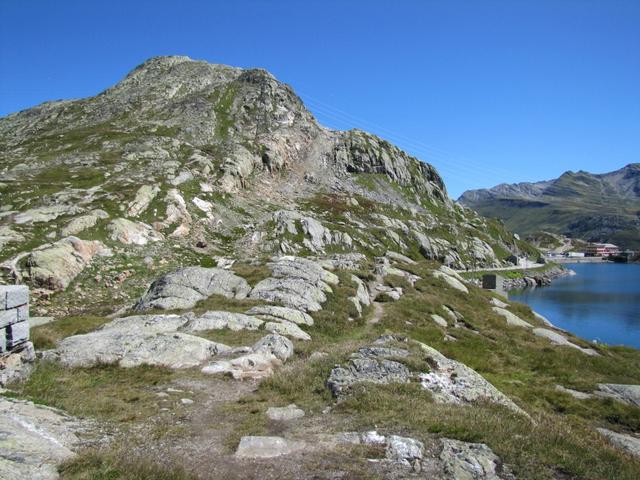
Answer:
[[1, 57, 639, 479]]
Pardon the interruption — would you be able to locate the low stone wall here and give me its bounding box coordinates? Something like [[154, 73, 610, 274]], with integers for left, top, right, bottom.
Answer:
[[1, 285, 30, 353], [1, 285, 34, 386]]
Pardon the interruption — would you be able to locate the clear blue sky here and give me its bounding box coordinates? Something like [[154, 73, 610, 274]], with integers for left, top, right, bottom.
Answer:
[[1, 1, 638, 198]]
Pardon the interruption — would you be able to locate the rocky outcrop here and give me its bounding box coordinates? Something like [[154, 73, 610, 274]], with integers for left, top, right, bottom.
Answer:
[[0, 397, 92, 479], [249, 256, 338, 312], [108, 218, 164, 245], [60, 209, 109, 236], [432, 266, 469, 294], [596, 384, 640, 407], [134, 266, 251, 311], [52, 314, 230, 369], [127, 184, 160, 217], [328, 336, 526, 416], [24, 236, 111, 291]]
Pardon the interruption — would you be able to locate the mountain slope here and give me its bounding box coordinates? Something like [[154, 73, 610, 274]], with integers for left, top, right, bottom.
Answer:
[[2, 57, 639, 480], [459, 164, 640, 249]]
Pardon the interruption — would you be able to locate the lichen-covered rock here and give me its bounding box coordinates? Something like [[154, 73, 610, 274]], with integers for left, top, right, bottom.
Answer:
[[202, 352, 282, 380], [596, 384, 640, 407], [252, 333, 294, 362], [418, 342, 526, 415], [245, 305, 314, 326], [108, 218, 164, 245], [439, 438, 513, 479], [266, 404, 305, 421], [0, 397, 90, 480], [386, 435, 424, 467], [432, 268, 469, 294], [183, 311, 263, 331], [492, 307, 533, 328], [249, 257, 338, 312], [60, 209, 109, 236], [53, 327, 229, 369], [597, 428, 640, 458], [25, 236, 111, 291], [127, 184, 160, 216], [264, 320, 311, 341], [327, 344, 412, 396], [134, 266, 250, 311], [533, 328, 598, 356]]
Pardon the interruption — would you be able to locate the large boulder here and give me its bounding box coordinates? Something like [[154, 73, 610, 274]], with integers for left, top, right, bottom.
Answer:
[[25, 236, 111, 291], [134, 267, 251, 311]]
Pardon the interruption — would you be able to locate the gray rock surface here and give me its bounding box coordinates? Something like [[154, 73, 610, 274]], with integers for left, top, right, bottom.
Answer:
[[245, 305, 314, 326], [492, 307, 533, 328], [249, 256, 337, 312], [253, 334, 294, 362], [439, 438, 510, 479], [135, 266, 250, 311], [596, 384, 640, 407], [433, 268, 469, 294], [51, 314, 229, 368], [0, 397, 90, 480], [386, 435, 424, 467], [597, 428, 640, 458], [266, 404, 305, 421], [60, 209, 109, 236], [108, 218, 164, 245], [183, 311, 263, 331], [533, 328, 598, 356], [235, 436, 304, 458], [24, 236, 111, 291]]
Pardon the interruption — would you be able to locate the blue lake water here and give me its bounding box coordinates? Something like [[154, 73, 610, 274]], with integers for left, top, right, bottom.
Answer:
[[509, 263, 640, 349]]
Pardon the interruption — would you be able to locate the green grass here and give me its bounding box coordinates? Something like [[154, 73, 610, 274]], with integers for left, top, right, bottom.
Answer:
[[31, 315, 113, 350], [59, 449, 197, 480], [6, 362, 176, 422]]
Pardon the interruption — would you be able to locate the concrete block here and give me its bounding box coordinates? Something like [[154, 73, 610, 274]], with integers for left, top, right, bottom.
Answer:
[[0, 285, 29, 309], [482, 274, 504, 290], [6, 320, 29, 349]]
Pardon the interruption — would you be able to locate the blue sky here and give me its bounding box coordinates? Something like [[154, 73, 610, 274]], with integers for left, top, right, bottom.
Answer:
[[1, 1, 638, 198]]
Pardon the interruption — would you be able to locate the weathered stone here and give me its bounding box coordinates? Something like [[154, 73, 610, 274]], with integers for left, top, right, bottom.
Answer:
[[0, 342, 35, 386], [202, 352, 282, 380], [13, 205, 83, 224], [245, 305, 314, 326], [183, 311, 263, 332], [596, 384, 640, 407], [53, 317, 229, 369], [385, 250, 416, 264], [266, 404, 305, 421], [108, 218, 164, 245], [250, 277, 327, 312], [533, 328, 598, 356], [492, 307, 533, 328], [418, 342, 526, 415], [386, 435, 424, 466], [264, 320, 311, 341], [431, 314, 448, 328], [235, 436, 303, 458], [440, 438, 508, 479], [128, 185, 160, 216], [0, 285, 28, 309], [555, 385, 593, 400], [252, 334, 294, 362], [597, 428, 640, 458], [25, 236, 111, 291], [489, 297, 509, 309], [0, 397, 88, 480], [327, 345, 412, 397], [60, 209, 109, 236], [432, 269, 469, 294], [135, 267, 250, 311]]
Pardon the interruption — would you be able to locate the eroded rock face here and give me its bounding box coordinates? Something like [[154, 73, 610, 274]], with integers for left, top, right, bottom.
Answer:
[[246, 305, 314, 326], [596, 384, 640, 407], [249, 256, 338, 312], [491, 307, 533, 328], [134, 266, 251, 311], [439, 438, 513, 479], [0, 397, 90, 479], [108, 218, 164, 245], [25, 236, 111, 291], [597, 428, 640, 458], [60, 209, 109, 236], [328, 336, 526, 416]]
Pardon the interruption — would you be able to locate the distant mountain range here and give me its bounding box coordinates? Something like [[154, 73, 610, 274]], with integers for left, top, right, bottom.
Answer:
[[458, 163, 640, 250]]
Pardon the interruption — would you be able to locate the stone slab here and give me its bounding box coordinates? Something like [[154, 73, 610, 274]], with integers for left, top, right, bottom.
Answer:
[[6, 320, 29, 349], [0, 305, 28, 328], [0, 326, 6, 353], [0, 285, 28, 310]]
